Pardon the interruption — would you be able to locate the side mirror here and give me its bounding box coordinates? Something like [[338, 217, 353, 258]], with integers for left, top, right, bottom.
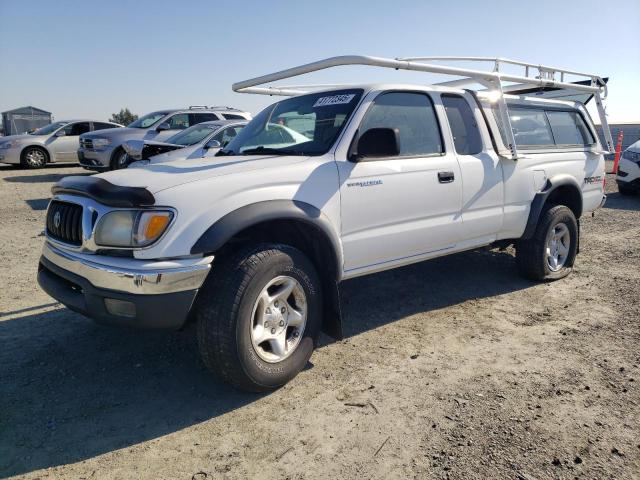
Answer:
[[203, 139, 221, 150], [352, 128, 400, 161], [156, 122, 171, 132], [55, 130, 66, 137]]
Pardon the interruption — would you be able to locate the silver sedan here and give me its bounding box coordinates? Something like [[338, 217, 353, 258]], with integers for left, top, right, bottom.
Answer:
[[0, 120, 122, 169]]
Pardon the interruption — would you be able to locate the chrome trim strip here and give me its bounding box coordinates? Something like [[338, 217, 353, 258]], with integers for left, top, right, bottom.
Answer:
[[42, 242, 212, 295]]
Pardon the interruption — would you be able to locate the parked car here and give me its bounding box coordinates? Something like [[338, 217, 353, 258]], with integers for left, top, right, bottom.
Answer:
[[78, 107, 252, 171], [38, 56, 608, 392], [616, 141, 640, 195], [122, 120, 248, 167], [0, 120, 122, 168]]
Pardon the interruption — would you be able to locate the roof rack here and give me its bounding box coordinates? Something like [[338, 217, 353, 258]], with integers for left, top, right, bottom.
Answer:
[[232, 55, 614, 158], [208, 105, 241, 111]]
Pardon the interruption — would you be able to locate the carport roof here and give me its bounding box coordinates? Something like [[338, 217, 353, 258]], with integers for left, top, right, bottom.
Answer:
[[2, 105, 52, 115]]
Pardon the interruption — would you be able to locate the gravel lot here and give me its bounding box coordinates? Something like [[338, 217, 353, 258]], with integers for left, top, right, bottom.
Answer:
[[0, 163, 638, 480]]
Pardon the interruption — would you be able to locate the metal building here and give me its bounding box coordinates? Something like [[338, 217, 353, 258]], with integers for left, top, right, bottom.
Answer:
[[596, 122, 640, 159], [1, 106, 52, 136]]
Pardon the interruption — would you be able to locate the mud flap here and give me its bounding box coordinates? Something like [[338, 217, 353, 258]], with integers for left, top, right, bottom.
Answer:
[[321, 280, 343, 340]]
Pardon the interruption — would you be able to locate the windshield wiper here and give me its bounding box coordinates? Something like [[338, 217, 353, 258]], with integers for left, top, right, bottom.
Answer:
[[240, 146, 300, 156], [215, 149, 236, 156]]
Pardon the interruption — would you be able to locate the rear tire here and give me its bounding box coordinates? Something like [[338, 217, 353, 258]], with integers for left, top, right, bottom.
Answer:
[[618, 184, 635, 196], [196, 243, 322, 392], [516, 205, 578, 281], [20, 147, 48, 169]]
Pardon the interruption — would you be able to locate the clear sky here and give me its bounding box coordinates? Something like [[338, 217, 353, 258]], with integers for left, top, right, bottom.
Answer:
[[1, 0, 638, 123]]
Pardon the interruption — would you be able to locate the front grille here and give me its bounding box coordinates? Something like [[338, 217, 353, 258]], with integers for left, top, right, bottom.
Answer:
[[47, 201, 83, 246], [80, 138, 93, 149]]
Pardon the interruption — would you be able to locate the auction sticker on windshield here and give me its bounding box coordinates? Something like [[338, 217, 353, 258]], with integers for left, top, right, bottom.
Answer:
[[313, 94, 356, 107]]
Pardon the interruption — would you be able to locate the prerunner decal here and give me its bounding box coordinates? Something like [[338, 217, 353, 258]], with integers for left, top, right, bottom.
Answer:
[[584, 175, 603, 184], [313, 94, 356, 107]]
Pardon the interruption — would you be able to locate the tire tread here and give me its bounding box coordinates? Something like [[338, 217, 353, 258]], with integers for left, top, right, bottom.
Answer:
[[516, 205, 577, 281], [196, 244, 306, 392]]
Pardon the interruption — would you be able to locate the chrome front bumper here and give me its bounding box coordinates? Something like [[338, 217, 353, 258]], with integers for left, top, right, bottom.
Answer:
[[41, 242, 212, 295]]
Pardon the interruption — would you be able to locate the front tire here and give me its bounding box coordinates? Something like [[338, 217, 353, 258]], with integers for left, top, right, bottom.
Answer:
[[21, 147, 48, 169], [516, 205, 578, 281], [196, 244, 322, 392], [110, 148, 129, 170]]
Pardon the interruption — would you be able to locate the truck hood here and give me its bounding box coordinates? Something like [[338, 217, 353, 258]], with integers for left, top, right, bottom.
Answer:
[[83, 127, 136, 139], [97, 154, 310, 194], [628, 140, 640, 153]]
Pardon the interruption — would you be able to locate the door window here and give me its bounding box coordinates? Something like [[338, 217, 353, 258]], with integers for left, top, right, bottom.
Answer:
[[190, 113, 219, 124], [167, 114, 190, 130], [211, 125, 245, 147], [222, 113, 246, 120], [441, 95, 482, 154], [359, 92, 443, 157], [63, 122, 91, 136], [93, 122, 117, 131]]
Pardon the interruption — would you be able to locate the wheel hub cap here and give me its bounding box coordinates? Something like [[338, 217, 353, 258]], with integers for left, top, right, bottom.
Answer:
[[250, 275, 307, 363], [546, 222, 570, 272], [26, 150, 44, 166]]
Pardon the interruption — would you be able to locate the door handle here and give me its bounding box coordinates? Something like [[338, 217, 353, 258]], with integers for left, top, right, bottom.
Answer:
[[438, 171, 455, 183]]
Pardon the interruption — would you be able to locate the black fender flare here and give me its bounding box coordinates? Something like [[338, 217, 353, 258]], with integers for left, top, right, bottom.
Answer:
[[190, 200, 345, 339], [521, 175, 583, 240]]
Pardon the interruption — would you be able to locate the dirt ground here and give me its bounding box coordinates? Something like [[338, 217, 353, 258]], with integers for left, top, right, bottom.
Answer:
[[0, 163, 638, 480]]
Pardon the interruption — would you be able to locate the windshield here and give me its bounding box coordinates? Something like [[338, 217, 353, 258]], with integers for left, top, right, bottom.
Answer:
[[166, 124, 217, 146], [219, 89, 363, 156], [128, 111, 169, 129], [29, 122, 68, 135]]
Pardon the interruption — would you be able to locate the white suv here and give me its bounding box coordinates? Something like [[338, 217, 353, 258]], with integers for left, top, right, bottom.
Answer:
[[616, 141, 640, 195], [38, 56, 609, 391]]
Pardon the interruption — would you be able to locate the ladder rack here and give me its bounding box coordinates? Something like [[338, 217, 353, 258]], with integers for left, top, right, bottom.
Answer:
[[232, 55, 614, 158]]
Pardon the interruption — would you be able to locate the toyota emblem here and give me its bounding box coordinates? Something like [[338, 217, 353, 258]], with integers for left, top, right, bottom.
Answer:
[[53, 211, 61, 229]]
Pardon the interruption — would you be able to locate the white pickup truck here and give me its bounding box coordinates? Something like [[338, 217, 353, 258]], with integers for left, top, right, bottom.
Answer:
[[38, 56, 612, 391]]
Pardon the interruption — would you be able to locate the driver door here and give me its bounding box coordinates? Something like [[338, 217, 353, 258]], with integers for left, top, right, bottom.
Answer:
[[49, 122, 90, 162], [337, 91, 463, 275]]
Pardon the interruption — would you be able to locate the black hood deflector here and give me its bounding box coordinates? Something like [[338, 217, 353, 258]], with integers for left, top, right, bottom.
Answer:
[[52, 176, 155, 208]]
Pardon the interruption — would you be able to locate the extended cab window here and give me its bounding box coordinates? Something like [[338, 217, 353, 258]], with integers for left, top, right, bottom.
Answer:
[[509, 108, 554, 147], [442, 94, 482, 155], [359, 92, 443, 156], [546, 111, 594, 145]]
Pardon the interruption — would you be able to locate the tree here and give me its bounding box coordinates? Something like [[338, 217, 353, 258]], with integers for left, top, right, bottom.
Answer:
[[109, 108, 138, 126]]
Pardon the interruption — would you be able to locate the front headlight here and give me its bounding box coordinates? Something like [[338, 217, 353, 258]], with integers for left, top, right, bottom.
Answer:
[[92, 137, 111, 149], [0, 140, 19, 149], [94, 210, 173, 247]]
